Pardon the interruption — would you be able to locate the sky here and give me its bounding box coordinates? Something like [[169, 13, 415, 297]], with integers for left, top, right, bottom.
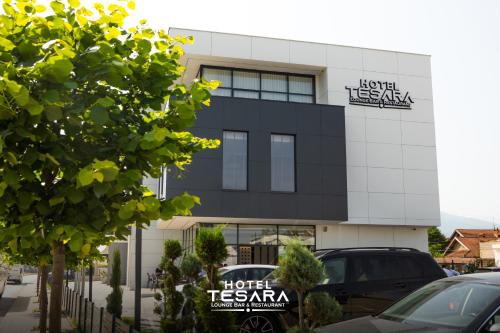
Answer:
[[44, 0, 500, 226]]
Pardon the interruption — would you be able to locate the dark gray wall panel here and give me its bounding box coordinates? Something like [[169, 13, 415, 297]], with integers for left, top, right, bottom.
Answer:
[[296, 135, 322, 164], [297, 164, 323, 194], [166, 97, 347, 221]]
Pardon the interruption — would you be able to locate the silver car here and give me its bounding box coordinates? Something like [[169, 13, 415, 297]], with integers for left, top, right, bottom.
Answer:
[[7, 264, 23, 284]]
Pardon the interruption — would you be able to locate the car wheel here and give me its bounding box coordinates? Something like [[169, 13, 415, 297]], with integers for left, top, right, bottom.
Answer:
[[239, 314, 279, 333]]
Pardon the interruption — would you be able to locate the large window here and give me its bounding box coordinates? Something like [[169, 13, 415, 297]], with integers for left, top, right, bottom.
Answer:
[[201, 66, 315, 103], [223, 131, 248, 190], [198, 223, 315, 265], [271, 134, 295, 192]]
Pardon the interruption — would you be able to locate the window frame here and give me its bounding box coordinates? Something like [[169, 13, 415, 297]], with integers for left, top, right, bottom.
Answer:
[[222, 130, 249, 191], [200, 65, 316, 104], [270, 133, 296, 193]]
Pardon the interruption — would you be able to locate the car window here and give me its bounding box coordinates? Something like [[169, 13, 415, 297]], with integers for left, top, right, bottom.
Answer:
[[246, 268, 274, 281], [223, 269, 246, 283], [322, 257, 346, 284], [481, 308, 500, 332], [351, 255, 401, 282], [398, 255, 425, 279], [382, 281, 500, 328]]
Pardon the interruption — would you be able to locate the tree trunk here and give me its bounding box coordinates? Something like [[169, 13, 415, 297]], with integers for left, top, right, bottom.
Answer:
[[297, 291, 304, 329], [37, 269, 41, 297], [39, 264, 49, 333], [49, 242, 65, 333]]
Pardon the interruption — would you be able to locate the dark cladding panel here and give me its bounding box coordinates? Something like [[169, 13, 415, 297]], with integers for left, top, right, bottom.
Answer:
[[166, 96, 347, 221]]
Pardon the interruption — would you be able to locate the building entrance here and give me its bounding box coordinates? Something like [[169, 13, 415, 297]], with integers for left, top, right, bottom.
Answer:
[[239, 245, 278, 265]]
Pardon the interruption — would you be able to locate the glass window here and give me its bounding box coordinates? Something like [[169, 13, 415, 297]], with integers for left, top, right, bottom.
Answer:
[[222, 131, 247, 190], [261, 92, 287, 101], [233, 71, 260, 90], [201, 67, 315, 103], [239, 225, 278, 245], [399, 255, 425, 279], [233, 90, 259, 99], [203, 68, 231, 87], [351, 255, 402, 282], [278, 226, 315, 246], [223, 268, 246, 282], [289, 94, 313, 103], [200, 223, 237, 244], [289, 76, 313, 94], [323, 257, 346, 284], [382, 281, 500, 329], [247, 268, 275, 281], [261, 73, 287, 92], [271, 134, 295, 192], [225, 245, 238, 266], [211, 88, 232, 97]]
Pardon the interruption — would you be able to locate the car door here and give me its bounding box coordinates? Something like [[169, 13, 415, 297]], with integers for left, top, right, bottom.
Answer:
[[348, 254, 405, 318], [311, 256, 352, 318], [395, 254, 431, 294]]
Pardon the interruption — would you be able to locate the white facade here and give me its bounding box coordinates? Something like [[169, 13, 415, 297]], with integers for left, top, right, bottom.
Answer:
[[126, 29, 440, 288]]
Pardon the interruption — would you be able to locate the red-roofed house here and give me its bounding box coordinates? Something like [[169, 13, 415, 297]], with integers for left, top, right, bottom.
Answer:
[[436, 229, 500, 271]]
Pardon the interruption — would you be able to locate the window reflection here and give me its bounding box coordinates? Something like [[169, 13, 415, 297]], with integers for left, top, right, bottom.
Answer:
[[278, 225, 315, 246], [239, 225, 278, 245]]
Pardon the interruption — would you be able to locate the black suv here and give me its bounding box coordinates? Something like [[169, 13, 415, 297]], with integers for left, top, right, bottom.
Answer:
[[237, 247, 446, 333]]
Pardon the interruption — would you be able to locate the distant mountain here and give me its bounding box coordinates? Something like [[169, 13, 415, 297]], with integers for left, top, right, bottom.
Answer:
[[439, 212, 496, 236]]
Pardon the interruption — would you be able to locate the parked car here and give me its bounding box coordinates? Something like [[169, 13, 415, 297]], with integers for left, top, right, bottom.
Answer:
[[7, 264, 24, 284], [237, 247, 446, 333], [0, 266, 7, 298], [476, 267, 500, 273], [219, 264, 277, 284], [319, 273, 500, 333]]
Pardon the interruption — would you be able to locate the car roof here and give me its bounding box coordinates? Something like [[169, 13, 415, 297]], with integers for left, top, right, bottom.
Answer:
[[220, 265, 277, 271], [315, 247, 423, 259], [440, 272, 500, 285]]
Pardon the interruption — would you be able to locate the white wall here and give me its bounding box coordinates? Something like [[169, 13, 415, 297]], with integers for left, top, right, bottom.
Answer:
[[327, 48, 439, 227], [316, 224, 429, 252], [127, 223, 182, 289], [169, 28, 440, 228]]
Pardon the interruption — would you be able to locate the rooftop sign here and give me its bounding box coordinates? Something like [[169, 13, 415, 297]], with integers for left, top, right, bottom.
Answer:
[[345, 79, 414, 110]]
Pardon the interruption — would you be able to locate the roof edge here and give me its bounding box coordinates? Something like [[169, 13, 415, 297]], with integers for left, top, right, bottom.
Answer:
[[168, 27, 432, 57]]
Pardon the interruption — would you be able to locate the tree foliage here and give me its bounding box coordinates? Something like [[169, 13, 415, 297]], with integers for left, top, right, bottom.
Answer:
[[0, 0, 219, 330], [194, 227, 237, 333], [274, 240, 325, 332], [154, 240, 184, 333], [180, 253, 202, 331], [180, 252, 202, 284], [106, 249, 122, 318], [428, 226, 448, 257], [304, 292, 342, 329]]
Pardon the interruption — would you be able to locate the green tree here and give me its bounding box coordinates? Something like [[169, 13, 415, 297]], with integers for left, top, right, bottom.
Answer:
[[274, 240, 325, 333], [304, 292, 342, 329], [194, 227, 237, 333], [0, 0, 219, 331], [180, 253, 202, 332], [428, 226, 448, 257], [181, 252, 202, 284], [154, 240, 184, 333], [106, 250, 122, 318]]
